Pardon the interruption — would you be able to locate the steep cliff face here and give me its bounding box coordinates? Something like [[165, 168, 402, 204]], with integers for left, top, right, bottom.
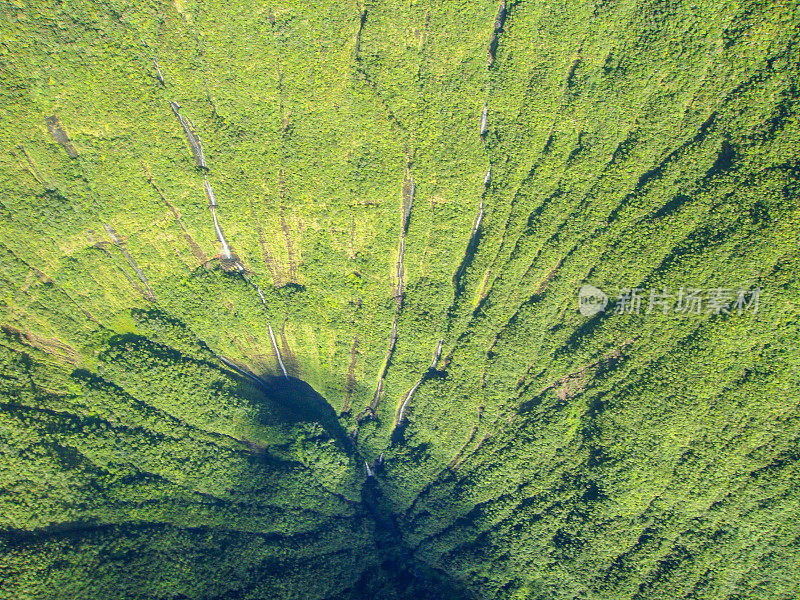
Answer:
[[1, 1, 798, 598]]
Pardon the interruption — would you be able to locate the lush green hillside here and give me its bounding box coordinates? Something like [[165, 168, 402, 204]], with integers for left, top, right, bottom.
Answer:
[[0, 0, 798, 598]]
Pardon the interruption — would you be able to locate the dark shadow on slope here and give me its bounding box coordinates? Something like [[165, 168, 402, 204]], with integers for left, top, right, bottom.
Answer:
[[252, 374, 354, 453], [222, 361, 478, 598], [450, 228, 484, 322], [342, 479, 479, 600], [224, 372, 479, 599]]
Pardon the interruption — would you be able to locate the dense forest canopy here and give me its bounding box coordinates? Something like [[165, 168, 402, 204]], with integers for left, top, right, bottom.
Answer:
[[0, 0, 798, 598]]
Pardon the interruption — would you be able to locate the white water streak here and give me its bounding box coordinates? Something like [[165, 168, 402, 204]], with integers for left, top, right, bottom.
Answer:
[[268, 323, 288, 378]]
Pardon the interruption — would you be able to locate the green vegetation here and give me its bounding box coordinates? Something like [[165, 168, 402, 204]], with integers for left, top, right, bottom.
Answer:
[[0, 0, 798, 598]]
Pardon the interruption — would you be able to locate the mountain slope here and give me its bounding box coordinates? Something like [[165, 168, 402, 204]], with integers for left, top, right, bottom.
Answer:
[[0, 0, 798, 598]]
